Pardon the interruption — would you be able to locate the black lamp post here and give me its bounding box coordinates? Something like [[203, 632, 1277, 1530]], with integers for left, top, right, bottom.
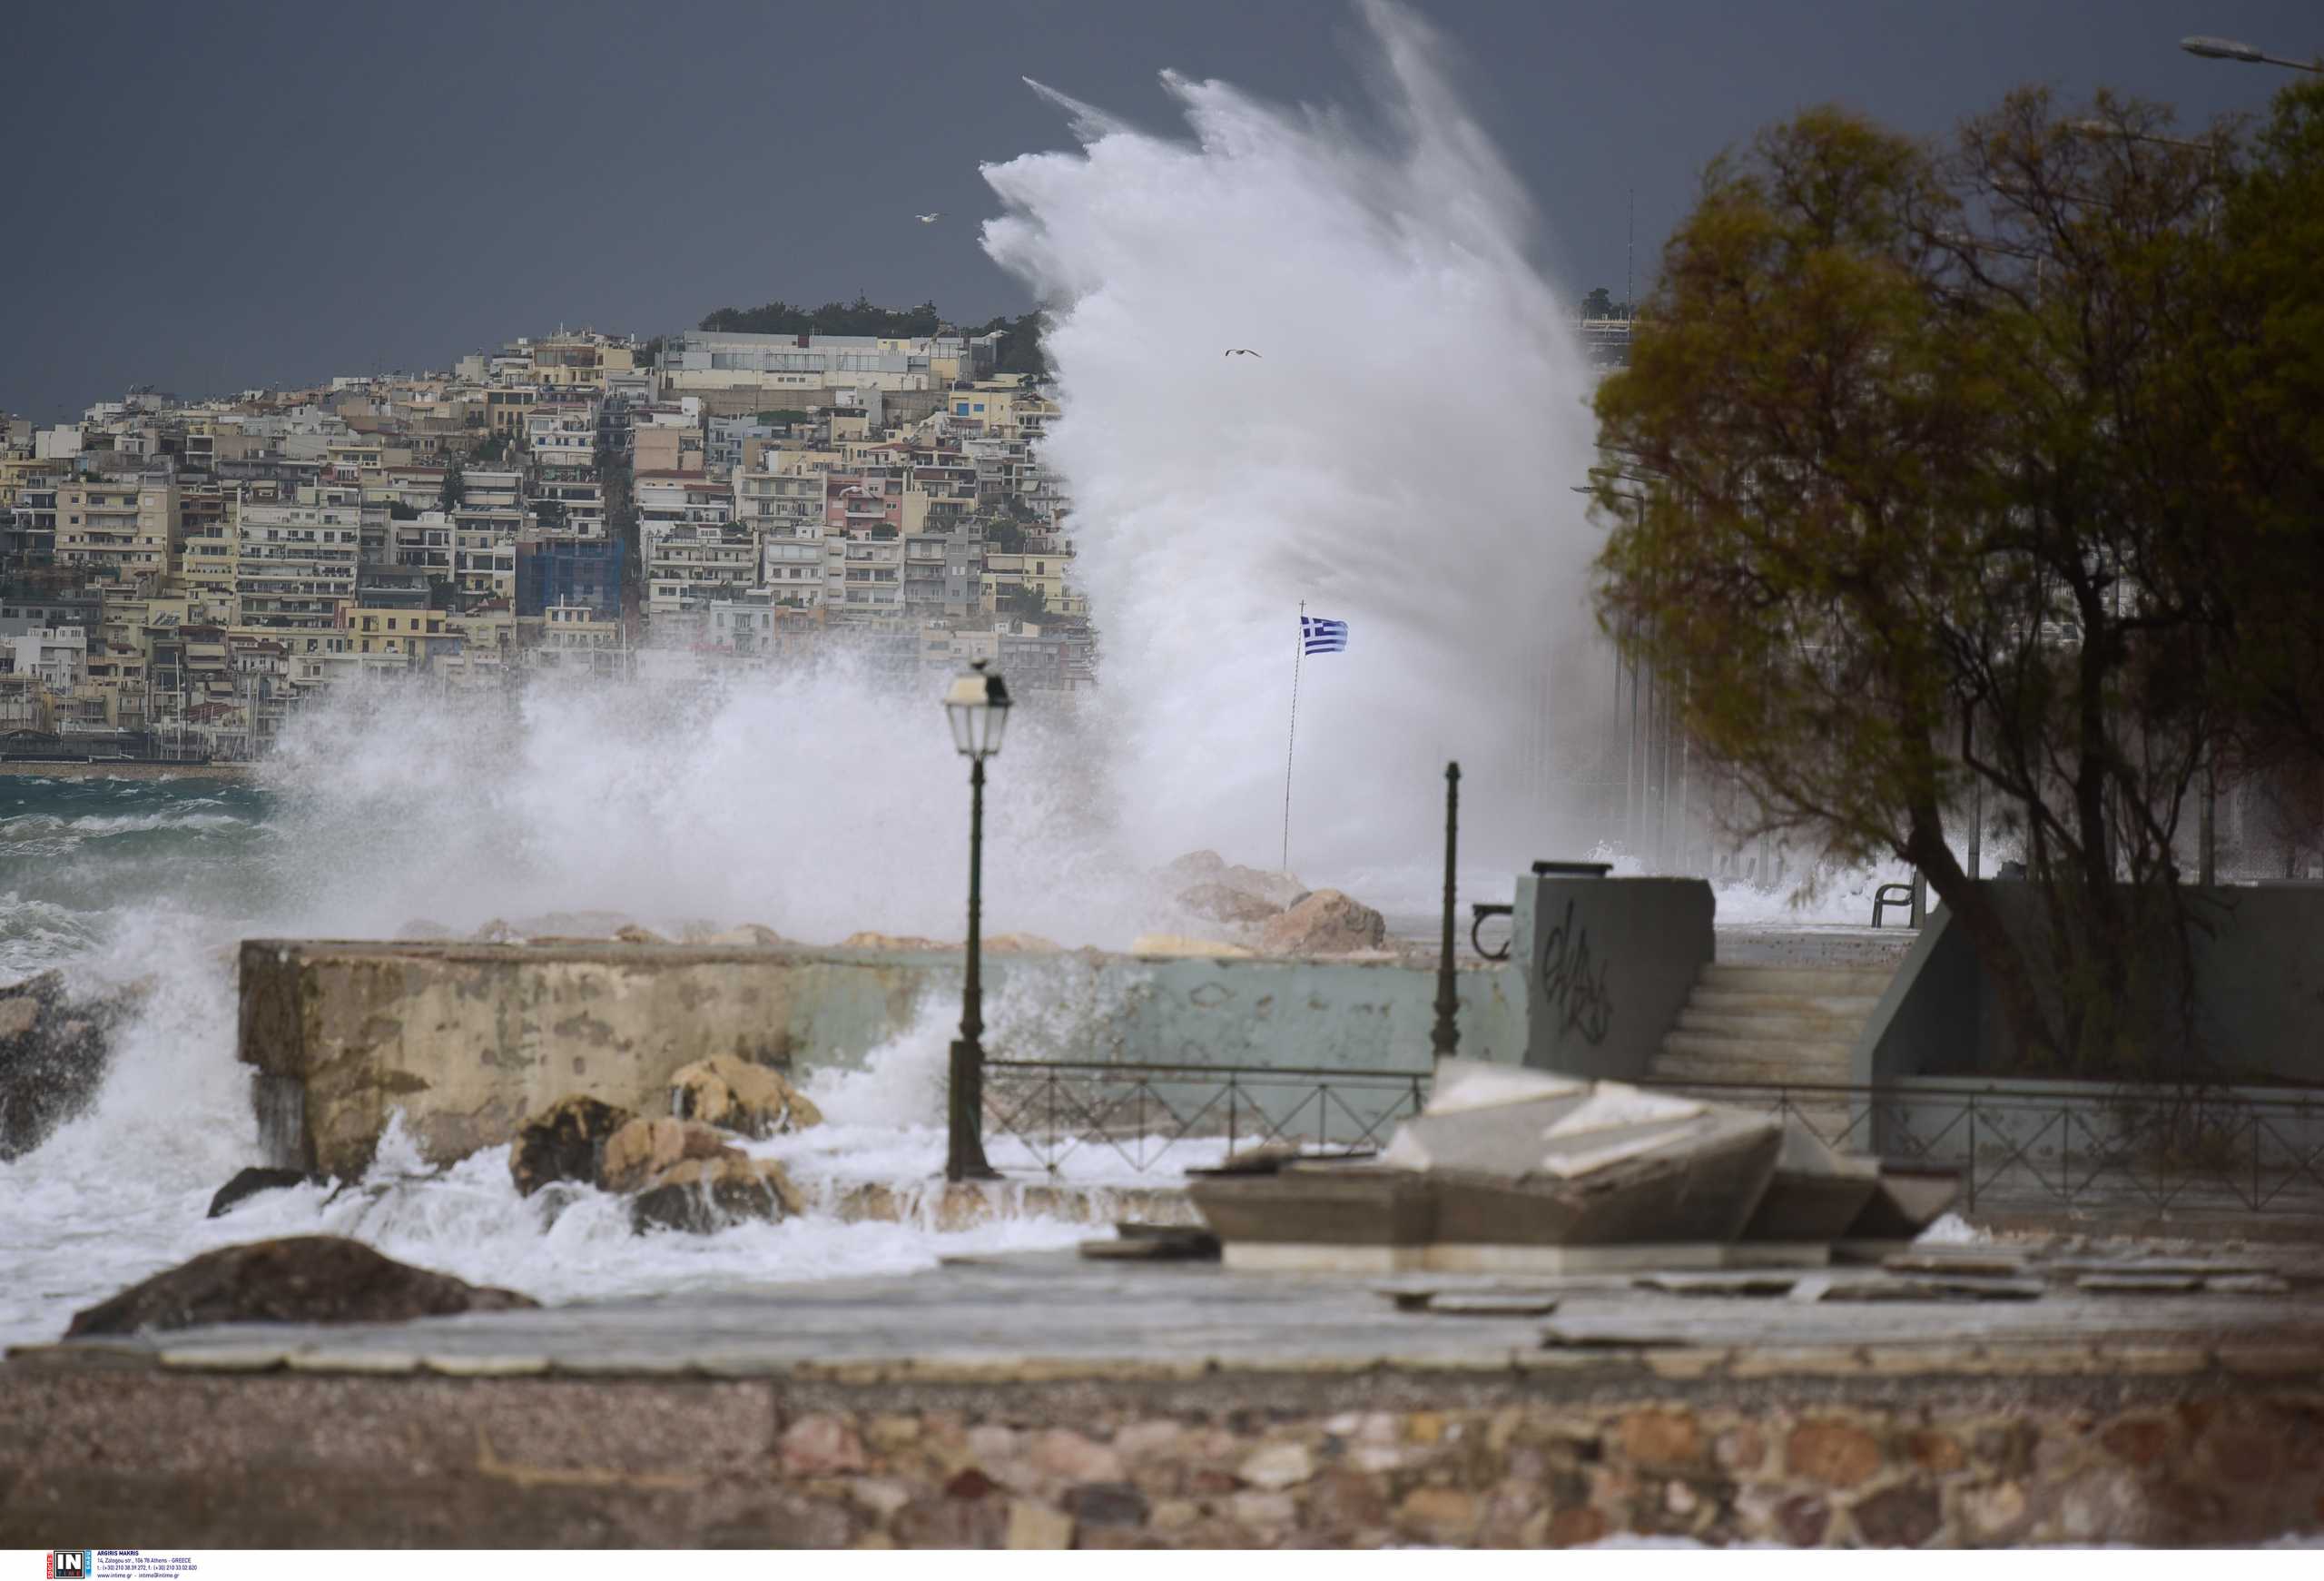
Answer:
[[943, 659, 1009, 1182], [1432, 761, 1462, 1062]]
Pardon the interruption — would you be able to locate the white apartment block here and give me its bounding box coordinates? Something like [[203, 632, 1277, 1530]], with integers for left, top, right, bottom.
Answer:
[[644, 524, 760, 618], [762, 531, 826, 608], [735, 468, 825, 534], [525, 403, 599, 472], [662, 332, 937, 395], [55, 479, 178, 585], [235, 490, 360, 627], [4, 626, 87, 690]]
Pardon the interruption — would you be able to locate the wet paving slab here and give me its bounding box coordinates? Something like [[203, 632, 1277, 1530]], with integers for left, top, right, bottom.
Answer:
[[14, 1242, 2322, 1383]]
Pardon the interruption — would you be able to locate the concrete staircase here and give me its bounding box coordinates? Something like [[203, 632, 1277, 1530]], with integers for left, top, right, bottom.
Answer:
[[1648, 963, 1901, 1150]]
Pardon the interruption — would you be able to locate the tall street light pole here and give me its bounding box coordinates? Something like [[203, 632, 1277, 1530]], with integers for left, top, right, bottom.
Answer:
[[1431, 762, 1462, 1063], [943, 658, 1010, 1182], [2181, 35, 2323, 74]]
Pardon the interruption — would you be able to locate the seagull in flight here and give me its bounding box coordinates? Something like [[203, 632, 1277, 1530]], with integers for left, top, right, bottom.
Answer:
[[916, 212, 942, 224], [1224, 348, 1262, 358]]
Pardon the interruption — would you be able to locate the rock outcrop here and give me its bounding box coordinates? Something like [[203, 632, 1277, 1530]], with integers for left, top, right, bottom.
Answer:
[[1175, 883, 1286, 926], [65, 1236, 537, 1336], [508, 1094, 636, 1197], [1130, 934, 1256, 959], [836, 932, 949, 952], [630, 1156, 807, 1234], [668, 1054, 822, 1137], [1161, 851, 1307, 913], [984, 933, 1063, 954], [692, 923, 788, 948], [599, 1116, 740, 1194], [206, 1166, 317, 1219], [0, 971, 133, 1161], [1256, 890, 1388, 956], [1161, 849, 1230, 886]]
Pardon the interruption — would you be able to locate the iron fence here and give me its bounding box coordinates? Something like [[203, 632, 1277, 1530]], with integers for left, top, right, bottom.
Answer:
[[981, 1059, 1432, 1176], [977, 1060, 2324, 1216], [1645, 1078, 2324, 1216]]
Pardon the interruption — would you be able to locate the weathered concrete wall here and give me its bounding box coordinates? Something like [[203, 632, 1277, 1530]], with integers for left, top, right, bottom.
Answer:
[[1513, 875, 1714, 1081], [1854, 911, 1983, 1088], [1855, 881, 2324, 1084], [239, 940, 1521, 1177]]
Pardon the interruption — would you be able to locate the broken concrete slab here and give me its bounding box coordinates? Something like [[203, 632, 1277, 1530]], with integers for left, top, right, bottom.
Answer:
[[1845, 1167, 1963, 1240], [1823, 1276, 2046, 1302], [1738, 1122, 1881, 1243], [2076, 1274, 2205, 1295], [2051, 1258, 2280, 1279], [1635, 1273, 1799, 1299], [1224, 1241, 1830, 1276], [1422, 1294, 1562, 1318], [1078, 1228, 1221, 1263], [1883, 1251, 2030, 1278]]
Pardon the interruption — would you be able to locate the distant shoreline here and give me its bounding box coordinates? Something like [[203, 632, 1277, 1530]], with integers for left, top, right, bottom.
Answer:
[[0, 760, 261, 783]]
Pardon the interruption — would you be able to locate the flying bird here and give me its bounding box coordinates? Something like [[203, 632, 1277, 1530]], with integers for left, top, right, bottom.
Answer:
[[1224, 348, 1262, 358], [916, 212, 942, 223]]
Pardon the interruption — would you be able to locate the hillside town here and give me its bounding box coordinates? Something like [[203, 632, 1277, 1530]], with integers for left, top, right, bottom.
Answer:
[[0, 323, 1088, 762]]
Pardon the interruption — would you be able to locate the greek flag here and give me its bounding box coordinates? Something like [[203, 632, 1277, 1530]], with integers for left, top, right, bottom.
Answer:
[[1302, 615, 1348, 656]]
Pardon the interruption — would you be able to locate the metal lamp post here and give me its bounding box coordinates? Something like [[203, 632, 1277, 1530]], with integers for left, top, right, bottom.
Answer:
[[2180, 35, 2323, 74], [1431, 762, 1462, 1062], [942, 659, 1009, 1182]]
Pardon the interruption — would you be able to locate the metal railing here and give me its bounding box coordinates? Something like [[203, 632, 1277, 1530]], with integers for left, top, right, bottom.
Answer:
[[981, 1059, 1431, 1176], [977, 1062, 2324, 1216], [1645, 1078, 2324, 1216]]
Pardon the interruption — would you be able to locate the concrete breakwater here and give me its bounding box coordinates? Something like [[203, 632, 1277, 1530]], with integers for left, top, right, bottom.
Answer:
[[236, 937, 1525, 1177]]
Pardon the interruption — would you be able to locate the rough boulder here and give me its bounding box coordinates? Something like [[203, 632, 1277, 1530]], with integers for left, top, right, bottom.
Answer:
[[630, 1156, 807, 1234], [508, 1094, 636, 1197], [0, 971, 134, 1161], [1256, 889, 1389, 955], [1130, 934, 1256, 959], [1175, 883, 1286, 925], [668, 1054, 822, 1137], [207, 1166, 317, 1219], [599, 1116, 740, 1194], [836, 932, 949, 952], [688, 923, 788, 947], [65, 1236, 537, 1336], [1160, 851, 1306, 912], [984, 933, 1063, 954]]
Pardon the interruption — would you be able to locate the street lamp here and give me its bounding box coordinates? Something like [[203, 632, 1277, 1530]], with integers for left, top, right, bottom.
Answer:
[[942, 658, 1009, 1182], [2180, 35, 2323, 73]]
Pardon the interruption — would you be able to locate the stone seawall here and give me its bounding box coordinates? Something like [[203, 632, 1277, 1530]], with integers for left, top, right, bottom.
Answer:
[[238, 939, 1519, 1178], [5, 1352, 2317, 1546]]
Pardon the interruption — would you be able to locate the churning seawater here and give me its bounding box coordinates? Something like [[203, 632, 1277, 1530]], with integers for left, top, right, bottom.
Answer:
[[0, 3, 1896, 1348], [0, 767, 1143, 1350]]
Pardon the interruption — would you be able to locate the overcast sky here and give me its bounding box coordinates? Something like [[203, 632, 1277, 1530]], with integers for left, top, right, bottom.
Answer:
[[2, 0, 2311, 420]]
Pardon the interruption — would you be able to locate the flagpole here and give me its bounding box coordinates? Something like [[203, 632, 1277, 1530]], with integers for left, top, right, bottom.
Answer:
[[1283, 598, 1304, 874]]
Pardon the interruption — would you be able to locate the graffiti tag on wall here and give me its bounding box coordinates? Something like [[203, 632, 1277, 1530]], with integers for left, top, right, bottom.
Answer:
[[1541, 898, 1613, 1045]]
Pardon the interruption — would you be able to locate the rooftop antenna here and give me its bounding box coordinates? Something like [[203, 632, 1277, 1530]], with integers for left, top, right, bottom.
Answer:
[[1625, 187, 1635, 317]]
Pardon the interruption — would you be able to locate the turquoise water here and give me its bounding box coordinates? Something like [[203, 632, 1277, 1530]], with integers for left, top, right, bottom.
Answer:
[[0, 775, 280, 983]]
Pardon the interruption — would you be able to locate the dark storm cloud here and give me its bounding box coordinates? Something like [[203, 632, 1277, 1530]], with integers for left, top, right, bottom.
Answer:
[[0, 0, 2309, 419]]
